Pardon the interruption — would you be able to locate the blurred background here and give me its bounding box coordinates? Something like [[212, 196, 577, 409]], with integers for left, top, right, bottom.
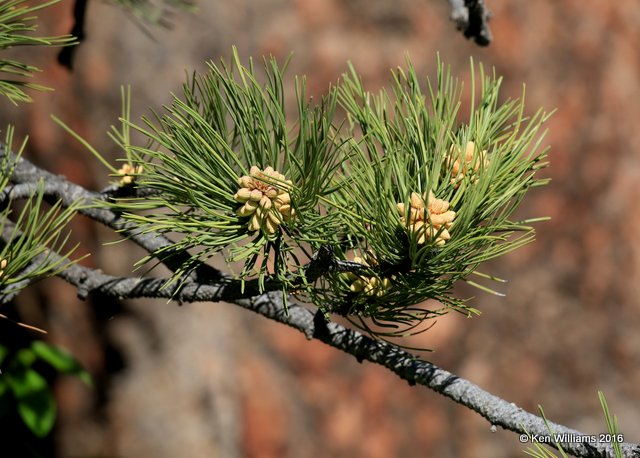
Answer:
[[2, 0, 640, 456]]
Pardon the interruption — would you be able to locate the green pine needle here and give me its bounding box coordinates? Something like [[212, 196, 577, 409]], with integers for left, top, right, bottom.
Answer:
[[598, 391, 624, 457], [0, 0, 76, 105], [524, 393, 625, 458], [316, 56, 550, 335], [109, 48, 345, 292], [0, 127, 83, 299]]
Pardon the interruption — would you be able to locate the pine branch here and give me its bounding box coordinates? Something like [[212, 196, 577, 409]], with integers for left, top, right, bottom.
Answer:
[[2, 147, 225, 285], [1, 149, 638, 458], [0, 0, 76, 103]]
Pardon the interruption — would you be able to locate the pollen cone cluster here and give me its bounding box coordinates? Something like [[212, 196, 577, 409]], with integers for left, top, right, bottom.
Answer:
[[345, 256, 391, 297], [117, 163, 144, 185], [397, 191, 456, 246], [446, 141, 489, 187], [234, 166, 294, 235], [0, 258, 7, 279]]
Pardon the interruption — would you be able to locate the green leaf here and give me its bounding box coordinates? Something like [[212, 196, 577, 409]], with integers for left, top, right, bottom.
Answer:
[[31, 341, 92, 386], [0, 343, 8, 365], [0, 376, 7, 396], [0, 387, 10, 418], [8, 367, 56, 437], [15, 348, 36, 367]]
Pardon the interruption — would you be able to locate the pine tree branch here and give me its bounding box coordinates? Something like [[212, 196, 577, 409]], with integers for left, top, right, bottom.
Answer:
[[2, 150, 639, 457], [2, 152, 366, 292], [2, 148, 225, 284], [3, 224, 639, 457], [448, 0, 492, 46]]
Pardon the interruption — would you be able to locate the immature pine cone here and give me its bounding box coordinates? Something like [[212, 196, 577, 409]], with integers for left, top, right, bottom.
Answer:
[[397, 191, 456, 246], [234, 166, 294, 235]]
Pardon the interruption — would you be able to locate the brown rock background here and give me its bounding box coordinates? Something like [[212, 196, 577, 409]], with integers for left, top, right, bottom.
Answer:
[[3, 1, 640, 457]]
